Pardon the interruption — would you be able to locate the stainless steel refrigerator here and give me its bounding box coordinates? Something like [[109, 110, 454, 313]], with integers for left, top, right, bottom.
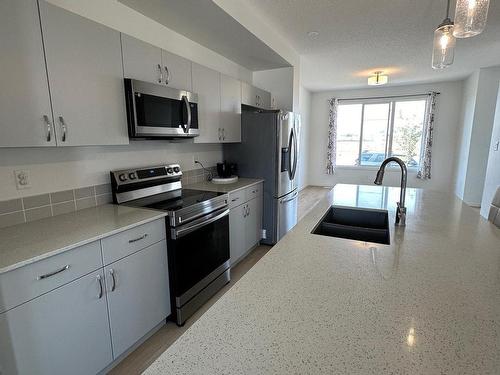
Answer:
[[223, 108, 300, 245]]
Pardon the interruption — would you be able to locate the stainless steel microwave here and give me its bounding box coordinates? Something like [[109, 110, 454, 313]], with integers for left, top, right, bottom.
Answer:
[[124, 78, 199, 138]]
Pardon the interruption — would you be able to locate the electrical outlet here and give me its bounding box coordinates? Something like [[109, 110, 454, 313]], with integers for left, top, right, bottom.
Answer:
[[494, 140, 499, 152], [261, 229, 267, 240], [14, 170, 31, 190]]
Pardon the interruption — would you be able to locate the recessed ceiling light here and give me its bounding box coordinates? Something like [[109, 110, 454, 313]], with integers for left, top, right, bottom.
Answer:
[[307, 31, 319, 39]]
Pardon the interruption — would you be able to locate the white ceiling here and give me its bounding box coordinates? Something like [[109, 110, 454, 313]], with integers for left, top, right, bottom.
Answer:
[[245, 0, 500, 91], [118, 0, 291, 71]]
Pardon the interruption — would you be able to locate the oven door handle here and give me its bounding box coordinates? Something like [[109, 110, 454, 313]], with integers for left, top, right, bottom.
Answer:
[[172, 208, 229, 239]]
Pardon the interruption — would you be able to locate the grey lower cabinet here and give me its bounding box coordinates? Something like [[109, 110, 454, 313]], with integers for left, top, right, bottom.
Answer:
[[0, 219, 170, 375], [104, 241, 170, 359], [229, 185, 263, 265], [0, 270, 113, 375]]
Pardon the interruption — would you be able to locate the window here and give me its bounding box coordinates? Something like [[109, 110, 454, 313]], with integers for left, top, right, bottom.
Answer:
[[336, 98, 427, 168]]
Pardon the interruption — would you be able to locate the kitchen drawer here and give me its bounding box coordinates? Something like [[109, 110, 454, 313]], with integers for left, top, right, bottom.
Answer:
[[246, 183, 263, 201], [228, 189, 246, 209], [101, 219, 166, 265], [0, 241, 102, 313]]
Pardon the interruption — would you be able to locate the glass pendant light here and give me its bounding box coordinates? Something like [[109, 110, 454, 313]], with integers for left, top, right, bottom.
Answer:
[[453, 0, 490, 38], [432, 0, 456, 69]]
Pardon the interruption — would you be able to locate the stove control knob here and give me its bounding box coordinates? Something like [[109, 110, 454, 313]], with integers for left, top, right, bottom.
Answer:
[[166, 167, 174, 174], [118, 173, 127, 182], [128, 173, 137, 180], [173, 167, 180, 173]]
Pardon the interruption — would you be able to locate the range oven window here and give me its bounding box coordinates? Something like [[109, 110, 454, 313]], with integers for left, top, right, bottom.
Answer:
[[168, 214, 229, 296], [135, 93, 198, 130]]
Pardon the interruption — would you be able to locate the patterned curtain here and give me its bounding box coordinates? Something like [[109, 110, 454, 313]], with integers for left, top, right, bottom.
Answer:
[[417, 92, 438, 180], [326, 98, 339, 175]]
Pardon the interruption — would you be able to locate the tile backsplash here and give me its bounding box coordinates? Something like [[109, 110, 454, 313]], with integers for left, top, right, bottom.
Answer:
[[0, 183, 113, 229], [0, 167, 215, 229]]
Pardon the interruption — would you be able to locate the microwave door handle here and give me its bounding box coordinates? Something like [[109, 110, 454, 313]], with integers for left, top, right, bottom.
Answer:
[[182, 95, 191, 133]]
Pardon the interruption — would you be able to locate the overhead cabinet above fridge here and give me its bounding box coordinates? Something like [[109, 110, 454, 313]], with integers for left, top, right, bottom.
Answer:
[[241, 81, 272, 109]]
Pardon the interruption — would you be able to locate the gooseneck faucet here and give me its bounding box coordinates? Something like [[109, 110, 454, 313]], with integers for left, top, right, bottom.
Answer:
[[374, 157, 407, 226]]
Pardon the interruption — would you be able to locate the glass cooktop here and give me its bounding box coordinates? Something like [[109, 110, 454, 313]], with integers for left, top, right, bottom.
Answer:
[[133, 189, 225, 212]]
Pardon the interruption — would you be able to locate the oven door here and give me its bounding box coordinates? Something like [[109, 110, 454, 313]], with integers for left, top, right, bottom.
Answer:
[[125, 78, 199, 138], [168, 208, 230, 303]]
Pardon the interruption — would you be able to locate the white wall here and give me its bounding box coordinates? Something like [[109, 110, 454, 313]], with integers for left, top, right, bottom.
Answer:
[[455, 72, 479, 199], [0, 142, 222, 200], [454, 66, 500, 206], [297, 86, 312, 190], [308, 80, 464, 192], [0, 0, 257, 200], [480, 84, 500, 218], [253, 67, 294, 111]]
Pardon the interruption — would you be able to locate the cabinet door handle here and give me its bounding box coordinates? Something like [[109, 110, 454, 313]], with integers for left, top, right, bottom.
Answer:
[[37, 265, 70, 280], [96, 274, 103, 299], [128, 233, 148, 243], [109, 269, 116, 292], [242, 204, 246, 217], [248, 205, 251, 216], [157, 64, 163, 83], [164, 65, 170, 85], [222, 128, 225, 141], [231, 197, 239, 202], [58, 116, 67, 142], [218, 128, 221, 141], [43, 115, 52, 142]]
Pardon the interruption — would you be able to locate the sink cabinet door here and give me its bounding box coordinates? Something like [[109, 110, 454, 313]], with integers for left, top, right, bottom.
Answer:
[[105, 241, 170, 359], [0, 270, 112, 375]]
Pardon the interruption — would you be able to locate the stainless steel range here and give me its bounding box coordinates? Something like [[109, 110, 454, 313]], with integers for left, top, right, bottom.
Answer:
[[111, 164, 230, 326]]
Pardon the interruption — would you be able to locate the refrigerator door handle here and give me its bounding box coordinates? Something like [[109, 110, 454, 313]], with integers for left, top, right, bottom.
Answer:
[[290, 127, 298, 180], [280, 191, 298, 204]]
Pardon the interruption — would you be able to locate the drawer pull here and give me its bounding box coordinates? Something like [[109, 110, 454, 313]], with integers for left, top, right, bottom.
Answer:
[[96, 274, 103, 299], [109, 269, 116, 292], [37, 265, 70, 280], [128, 234, 148, 243], [231, 197, 240, 202]]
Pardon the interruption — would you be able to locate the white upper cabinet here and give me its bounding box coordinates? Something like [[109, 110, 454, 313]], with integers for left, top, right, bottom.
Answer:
[[241, 82, 271, 109], [0, 0, 55, 147], [220, 74, 242, 143], [193, 63, 221, 143], [121, 34, 163, 84], [39, 1, 128, 146], [161, 50, 192, 91]]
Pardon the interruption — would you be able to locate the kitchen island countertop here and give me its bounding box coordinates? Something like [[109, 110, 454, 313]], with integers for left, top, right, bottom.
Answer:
[[145, 184, 500, 374]]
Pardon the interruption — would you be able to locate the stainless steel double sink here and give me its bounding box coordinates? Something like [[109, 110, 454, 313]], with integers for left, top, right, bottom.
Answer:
[[312, 206, 390, 245]]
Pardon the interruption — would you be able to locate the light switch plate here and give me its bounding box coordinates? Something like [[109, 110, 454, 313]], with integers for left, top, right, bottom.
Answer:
[[14, 170, 31, 190], [494, 141, 499, 152]]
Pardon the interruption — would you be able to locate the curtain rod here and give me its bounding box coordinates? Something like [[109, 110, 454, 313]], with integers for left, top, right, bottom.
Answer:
[[337, 92, 440, 102]]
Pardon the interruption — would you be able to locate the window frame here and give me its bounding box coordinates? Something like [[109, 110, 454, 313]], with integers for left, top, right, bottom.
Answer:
[[335, 95, 428, 170]]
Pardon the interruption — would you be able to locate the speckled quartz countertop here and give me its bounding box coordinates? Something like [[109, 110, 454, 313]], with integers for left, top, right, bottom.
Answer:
[[186, 178, 264, 193], [145, 184, 500, 375], [0, 204, 166, 274]]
